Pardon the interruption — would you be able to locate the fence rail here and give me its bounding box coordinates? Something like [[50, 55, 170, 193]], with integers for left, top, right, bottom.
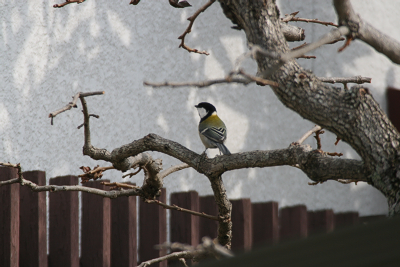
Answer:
[[0, 168, 384, 266]]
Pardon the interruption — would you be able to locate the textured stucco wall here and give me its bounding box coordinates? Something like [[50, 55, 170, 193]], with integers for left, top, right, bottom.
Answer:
[[1, 0, 399, 216]]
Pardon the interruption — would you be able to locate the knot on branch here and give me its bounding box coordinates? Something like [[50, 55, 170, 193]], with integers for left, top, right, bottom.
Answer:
[[342, 18, 361, 39], [113, 157, 134, 172]]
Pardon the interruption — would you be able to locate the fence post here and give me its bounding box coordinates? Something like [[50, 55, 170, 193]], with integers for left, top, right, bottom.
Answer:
[[170, 191, 200, 246], [308, 209, 334, 234], [139, 188, 167, 267], [280, 205, 308, 240], [49, 175, 79, 267], [252, 201, 279, 246], [199, 195, 218, 243], [231, 198, 252, 251], [20, 171, 47, 267], [335, 212, 359, 228], [81, 180, 111, 267], [0, 167, 20, 267], [111, 183, 137, 267]]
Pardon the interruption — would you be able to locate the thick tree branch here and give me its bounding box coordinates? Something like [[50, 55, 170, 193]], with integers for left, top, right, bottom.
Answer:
[[334, 0, 400, 64], [218, 0, 400, 215]]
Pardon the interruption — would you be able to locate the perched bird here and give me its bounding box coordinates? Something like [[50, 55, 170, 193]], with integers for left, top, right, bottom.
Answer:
[[195, 102, 231, 155]]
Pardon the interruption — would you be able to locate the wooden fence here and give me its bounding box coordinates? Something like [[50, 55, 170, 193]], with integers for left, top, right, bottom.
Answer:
[[0, 167, 383, 267]]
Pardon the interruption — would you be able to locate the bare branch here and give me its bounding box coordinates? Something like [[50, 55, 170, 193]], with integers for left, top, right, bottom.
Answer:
[[145, 199, 219, 221], [144, 69, 278, 89], [159, 163, 189, 179], [144, 77, 251, 88], [178, 0, 216, 55], [296, 125, 322, 145], [318, 76, 371, 85], [138, 251, 193, 267], [289, 17, 338, 27], [101, 181, 139, 190], [122, 167, 143, 178], [0, 168, 141, 198], [281, 26, 350, 62], [281, 11, 300, 22], [334, 0, 400, 64], [237, 69, 279, 87], [48, 91, 104, 125], [53, 0, 85, 8]]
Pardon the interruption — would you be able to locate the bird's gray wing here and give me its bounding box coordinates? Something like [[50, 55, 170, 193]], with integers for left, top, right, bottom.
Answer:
[[200, 126, 226, 144]]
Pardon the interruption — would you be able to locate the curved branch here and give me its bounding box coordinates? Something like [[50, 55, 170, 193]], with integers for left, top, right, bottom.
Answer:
[[334, 0, 400, 64]]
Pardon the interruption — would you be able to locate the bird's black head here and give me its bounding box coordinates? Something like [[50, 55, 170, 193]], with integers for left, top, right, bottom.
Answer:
[[195, 102, 216, 113], [195, 102, 217, 120]]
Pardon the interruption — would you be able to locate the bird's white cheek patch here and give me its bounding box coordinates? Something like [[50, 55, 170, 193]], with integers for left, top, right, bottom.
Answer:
[[197, 107, 207, 118]]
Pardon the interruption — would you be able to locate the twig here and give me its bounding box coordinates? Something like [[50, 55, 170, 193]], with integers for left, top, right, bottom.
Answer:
[[0, 166, 141, 198], [48, 91, 104, 125], [178, 0, 216, 55], [314, 129, 324, 149], [138, 251, 194, 267], [281, 11, 300, 22], [281, 26, 350, 62], [296, 125, 322, 144], [122, 167, 143, 178], [318, 76, 371, 85], [156, 237, 234, 258], [327, 152, 343, 157], [296, 55, 316, 59], [179, 258, 189, 267], [281, 11, 338, 27], [144, 77, 251, 88], [101, 181, 139, 190], [159, 163, 189, 179], [53, 0, 85, 8], [335, 137, 341, 145], [290, 17, 338, 27], [237, 69, 279, 87], [145, 199, 219, 221]]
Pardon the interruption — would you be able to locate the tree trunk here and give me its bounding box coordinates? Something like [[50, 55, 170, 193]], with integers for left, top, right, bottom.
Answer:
[[219, 0, 400, 215]]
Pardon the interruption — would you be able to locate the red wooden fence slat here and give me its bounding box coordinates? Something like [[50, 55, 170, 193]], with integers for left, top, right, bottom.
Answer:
[[0, 167, 20, 267], [139, 188, 167, 267], [81, 180, 111, 267], [20, 171, 47, 267], [170, 191, 200, 246], [49, 175, 79, 267], [111, 183, 137, 267], [252, 201, 279, 246], [231, 198, 252, 251], [280, 205, 308, 240], [199, 195, 218, 243], [308, 209, 334, 235], [387, 87, 400, 131], [335, 212, 359, 228]]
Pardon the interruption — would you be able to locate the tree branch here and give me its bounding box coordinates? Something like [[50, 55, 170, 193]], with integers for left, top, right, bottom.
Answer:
[[48, 91, 104, 125], [53, 0, 85, 8], [334, 0, 400, 64], [144, 199, 219, 221], [319, 76, 371, 85], [296, 125, 322, 145], [178, 0, 216, 55]]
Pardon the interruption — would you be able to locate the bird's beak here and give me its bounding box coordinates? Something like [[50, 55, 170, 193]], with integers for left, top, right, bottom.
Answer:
[[194, 105, 198, 108]]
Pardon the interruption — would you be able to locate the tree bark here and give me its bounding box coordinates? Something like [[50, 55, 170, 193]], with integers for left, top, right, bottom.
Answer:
[[218, 0, 400, 215]]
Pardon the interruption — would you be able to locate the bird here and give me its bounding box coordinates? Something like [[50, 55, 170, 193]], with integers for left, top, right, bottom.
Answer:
[[195, 102, 231, 155]]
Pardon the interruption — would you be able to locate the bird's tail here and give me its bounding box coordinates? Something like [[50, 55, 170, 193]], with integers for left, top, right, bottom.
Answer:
[[216, 143, 231, 155]]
